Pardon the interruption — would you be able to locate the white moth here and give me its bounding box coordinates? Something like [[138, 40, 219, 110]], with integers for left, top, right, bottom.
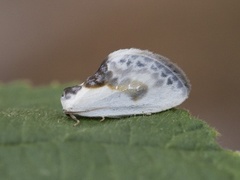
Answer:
[[61, 48, 190, 126]]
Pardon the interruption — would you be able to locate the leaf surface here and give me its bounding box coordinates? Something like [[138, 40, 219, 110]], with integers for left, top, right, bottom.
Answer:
[[0, 82, 240, 180]]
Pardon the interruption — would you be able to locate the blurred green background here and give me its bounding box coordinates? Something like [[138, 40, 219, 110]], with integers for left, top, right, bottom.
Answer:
[[0, 1, 239, 150]]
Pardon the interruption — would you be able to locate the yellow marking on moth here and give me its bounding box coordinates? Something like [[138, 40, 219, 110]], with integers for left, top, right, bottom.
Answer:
[[108, 80, 148, 101]]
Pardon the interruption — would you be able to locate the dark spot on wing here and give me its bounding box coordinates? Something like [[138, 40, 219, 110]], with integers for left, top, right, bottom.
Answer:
[[151, 64, 158, 71], [131, 55, 138, 59], [161, 72, 167, 77], [161, 61, 190, 90], [85, 74, 105, 87], [120, 59, 126, 63], [154, 79, 164, 87], [177, 81, 183, 88], [168, 63, 181, 74], [108, 77, 119, 87], [126, 60, 133, 66], [108, 61, 117, 69], [128, 84, 148, 101], [172, 75, 178, 81], [105, 71, 113, 80], [85, 59, 108, 88], [144, 57, 152, 62], [99, 59, 108, 72], [165, 68, 172, 75], [117, 80, 149, 101], [155, 61, 163, 69], [137, 61, 145, 67], [167, 78, 173, 85]]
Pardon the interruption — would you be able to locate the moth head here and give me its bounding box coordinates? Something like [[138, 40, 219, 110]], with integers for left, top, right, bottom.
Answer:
[[61, 85, 82, 100]]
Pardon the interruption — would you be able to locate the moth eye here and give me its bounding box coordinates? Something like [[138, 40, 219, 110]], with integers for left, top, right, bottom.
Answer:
[[62, 85, 82, 99]]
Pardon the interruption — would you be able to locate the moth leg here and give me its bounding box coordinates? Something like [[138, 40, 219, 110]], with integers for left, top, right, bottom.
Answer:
[[100, 116, 105, 122], [69, 114, 80, 126]]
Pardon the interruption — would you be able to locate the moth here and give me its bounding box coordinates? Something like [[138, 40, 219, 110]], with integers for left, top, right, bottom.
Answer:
[[61, 48, 190, 126]]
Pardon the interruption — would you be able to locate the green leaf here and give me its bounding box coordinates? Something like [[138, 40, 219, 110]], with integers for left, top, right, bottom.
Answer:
[[0, 82, 240, 180]]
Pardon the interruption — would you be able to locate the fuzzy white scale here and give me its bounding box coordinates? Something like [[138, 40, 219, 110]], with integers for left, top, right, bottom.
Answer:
[[61, 48, 190, 124]]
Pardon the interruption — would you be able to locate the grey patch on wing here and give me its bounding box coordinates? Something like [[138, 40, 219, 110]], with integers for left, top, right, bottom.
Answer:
[[107, 77, 131, 91], [151, 64, 158, 71], [151, 73, 159, 79], [154, 79, 164, 87], [120, 59, 126, 64], [126, 84, 148, 101], [108, 76, 149, 100], [109, 59, 134, 76], [172, 75, 178, 82], [109, 60, 117, 69], [126, 59, 133, 66], [108, 77, 119, 87], [85, 58, 109, 88], [131, 55, 139, 59], [144, 57, 153, 62], [136, 61, 146, 67], [108, 77, 148, 101], [164, 68, 172, 75], [105, 71, 113, 80], [161, 72, 167, 77], [143, 51, 190, 91], [154, 60, 190, 91], [177, 81, 183, 88], [156, 60, 190, 91], [154, 61, 164, 69], [167, 78, 173, 85]]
